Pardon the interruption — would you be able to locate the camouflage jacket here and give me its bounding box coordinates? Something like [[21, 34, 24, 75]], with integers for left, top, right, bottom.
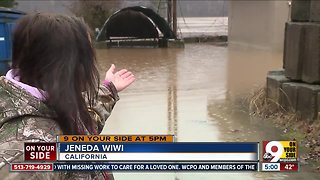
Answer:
[[0, 76, 119, 180]]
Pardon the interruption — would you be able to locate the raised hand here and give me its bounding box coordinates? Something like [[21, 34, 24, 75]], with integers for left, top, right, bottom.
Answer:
[[105, 64, 135, 92]]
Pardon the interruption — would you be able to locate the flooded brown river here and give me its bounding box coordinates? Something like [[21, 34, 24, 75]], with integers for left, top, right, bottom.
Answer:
[[96, 44, 319, 180]]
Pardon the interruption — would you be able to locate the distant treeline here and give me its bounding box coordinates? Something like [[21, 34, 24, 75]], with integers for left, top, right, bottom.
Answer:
[[15, 0, 228, 17], [0, 0, 17, 8], [13, 0, 228, 30]]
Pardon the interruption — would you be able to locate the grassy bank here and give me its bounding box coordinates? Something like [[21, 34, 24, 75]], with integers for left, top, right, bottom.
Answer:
[[246, 87, 320, 171]]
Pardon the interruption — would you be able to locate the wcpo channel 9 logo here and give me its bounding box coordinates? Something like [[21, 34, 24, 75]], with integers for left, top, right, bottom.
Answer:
[[262, 141, 297, 162]]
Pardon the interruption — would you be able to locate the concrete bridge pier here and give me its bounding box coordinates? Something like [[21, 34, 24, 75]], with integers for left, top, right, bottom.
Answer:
[[267, 0, 320, 121]]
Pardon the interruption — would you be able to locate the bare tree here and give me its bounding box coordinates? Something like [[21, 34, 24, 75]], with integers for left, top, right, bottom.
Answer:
[[69, 0, 120, 30]]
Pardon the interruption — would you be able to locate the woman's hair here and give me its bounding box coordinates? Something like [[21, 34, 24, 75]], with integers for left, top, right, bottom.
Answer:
[[12, 13, 99, 135]]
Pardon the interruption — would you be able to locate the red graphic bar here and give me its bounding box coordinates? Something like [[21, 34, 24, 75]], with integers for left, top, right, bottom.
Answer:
[[11, 163, 53, 172], [24, 142, 56, 161], [280, 162, 299, 172]]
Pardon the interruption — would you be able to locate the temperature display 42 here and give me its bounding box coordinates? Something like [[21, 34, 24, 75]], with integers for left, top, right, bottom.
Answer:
[[280, 163, 299, 172]]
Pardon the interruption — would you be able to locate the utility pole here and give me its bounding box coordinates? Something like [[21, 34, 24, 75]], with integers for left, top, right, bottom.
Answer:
[[167, 0, 172, 29], [172, 0, 177, 37], [167, 0, 177, 38]]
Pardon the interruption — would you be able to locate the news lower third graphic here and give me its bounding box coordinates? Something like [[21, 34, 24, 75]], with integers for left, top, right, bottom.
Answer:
[[7, 136, 300, 172]]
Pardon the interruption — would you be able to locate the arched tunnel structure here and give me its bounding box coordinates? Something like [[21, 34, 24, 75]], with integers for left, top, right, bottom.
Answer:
[[96, 6, 176, 42]]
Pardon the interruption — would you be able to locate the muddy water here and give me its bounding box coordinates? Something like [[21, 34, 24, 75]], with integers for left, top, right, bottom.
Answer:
[[96, 44, 319, 180]]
